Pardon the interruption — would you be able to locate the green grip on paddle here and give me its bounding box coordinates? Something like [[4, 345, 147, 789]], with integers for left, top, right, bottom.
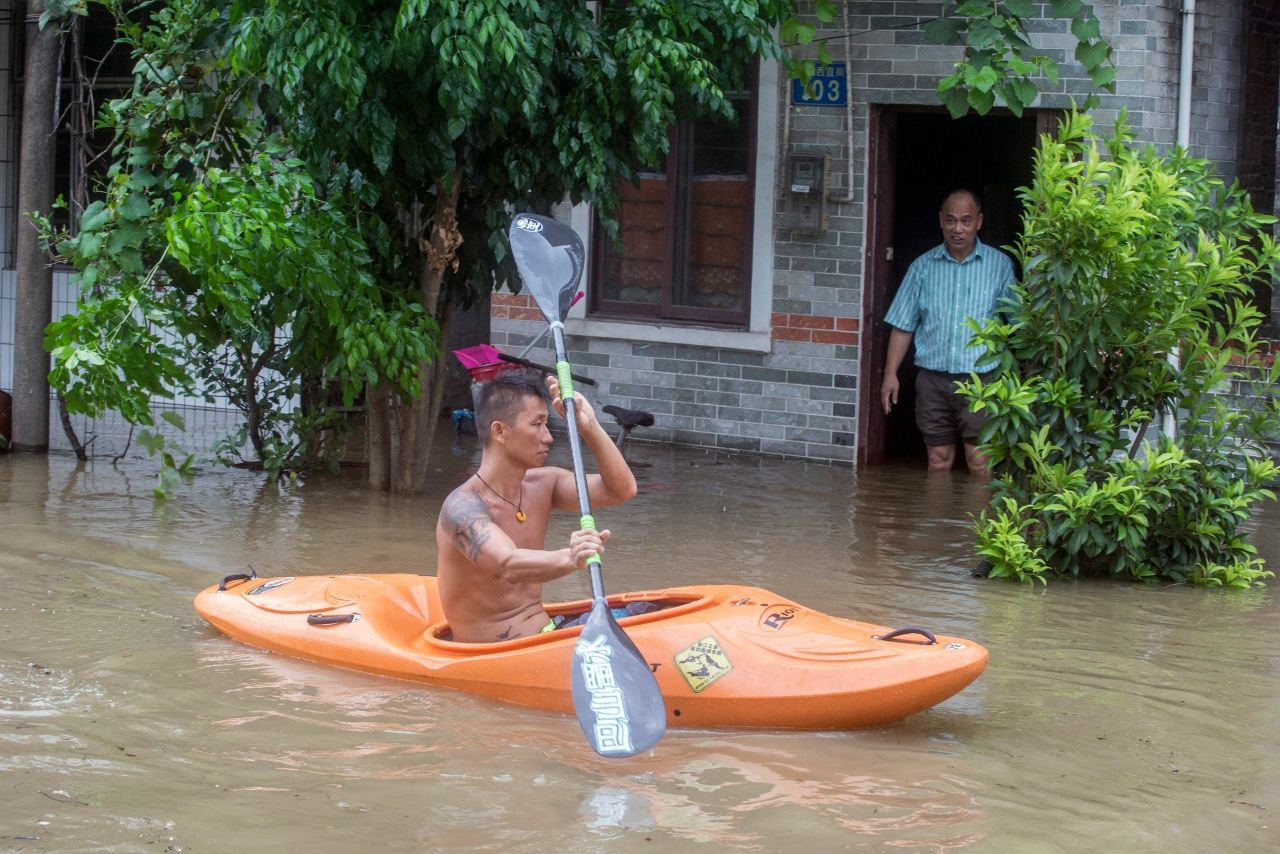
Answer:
[[556, 361, 574, 399], [579, 514, 601, 569]]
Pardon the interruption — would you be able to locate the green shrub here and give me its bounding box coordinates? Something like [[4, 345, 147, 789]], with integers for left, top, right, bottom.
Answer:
[[960, 111, 1280, 588]]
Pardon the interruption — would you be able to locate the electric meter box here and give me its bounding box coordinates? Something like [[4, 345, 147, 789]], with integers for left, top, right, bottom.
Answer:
[[784, 154, 830, 234]]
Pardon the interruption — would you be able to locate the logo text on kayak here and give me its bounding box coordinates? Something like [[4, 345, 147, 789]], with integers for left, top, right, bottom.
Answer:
[[762, 606, 798, 629]]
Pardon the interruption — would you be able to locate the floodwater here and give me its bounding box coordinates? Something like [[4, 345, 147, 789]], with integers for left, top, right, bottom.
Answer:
[[1, 436, 1277, 854]]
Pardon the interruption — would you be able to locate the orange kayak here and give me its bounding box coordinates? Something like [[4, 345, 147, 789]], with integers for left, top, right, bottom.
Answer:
[[194, 573, 987, 730]]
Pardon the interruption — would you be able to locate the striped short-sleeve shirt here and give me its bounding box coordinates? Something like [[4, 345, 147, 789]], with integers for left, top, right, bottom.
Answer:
[[883, 239, 1015, 374]]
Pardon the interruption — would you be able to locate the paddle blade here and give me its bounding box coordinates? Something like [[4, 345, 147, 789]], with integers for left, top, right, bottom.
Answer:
[[570, 601, 667, 757], [509, 213, 584, 323]]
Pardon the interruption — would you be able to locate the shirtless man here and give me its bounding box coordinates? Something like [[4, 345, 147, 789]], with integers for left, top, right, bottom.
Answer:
[[436, 368, 638, 643]]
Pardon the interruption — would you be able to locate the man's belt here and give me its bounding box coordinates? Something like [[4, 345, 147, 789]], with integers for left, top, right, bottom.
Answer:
[[920, 367, 994, 381]]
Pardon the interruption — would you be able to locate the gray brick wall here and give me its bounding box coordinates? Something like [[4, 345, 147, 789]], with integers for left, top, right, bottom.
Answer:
[[489, 293, 858, 463], [1191, 0, 1245, 178]]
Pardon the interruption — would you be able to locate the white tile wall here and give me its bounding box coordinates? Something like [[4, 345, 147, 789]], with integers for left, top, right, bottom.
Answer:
[[0, 268, 12, 389]]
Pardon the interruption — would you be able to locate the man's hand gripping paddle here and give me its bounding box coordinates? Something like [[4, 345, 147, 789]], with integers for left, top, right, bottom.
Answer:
[[508, 212, 666, 758]]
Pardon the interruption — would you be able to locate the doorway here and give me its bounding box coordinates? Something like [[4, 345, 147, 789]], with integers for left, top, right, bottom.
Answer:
[[858, 106, 1050, 466]]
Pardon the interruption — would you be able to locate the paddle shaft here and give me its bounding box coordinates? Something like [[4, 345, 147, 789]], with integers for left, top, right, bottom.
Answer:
[[549, 321, 605, 599]]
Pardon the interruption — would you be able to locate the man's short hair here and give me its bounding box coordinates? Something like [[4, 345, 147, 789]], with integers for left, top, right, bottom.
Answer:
[[474, 368, 549, 445], [940, 188, 983, 213]]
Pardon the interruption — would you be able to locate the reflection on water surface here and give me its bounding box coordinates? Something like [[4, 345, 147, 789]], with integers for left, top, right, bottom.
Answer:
[[1, 442, 1277, 852]]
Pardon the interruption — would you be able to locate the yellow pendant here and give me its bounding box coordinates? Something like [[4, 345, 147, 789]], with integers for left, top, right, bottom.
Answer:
[[515, 511, 527, 523]]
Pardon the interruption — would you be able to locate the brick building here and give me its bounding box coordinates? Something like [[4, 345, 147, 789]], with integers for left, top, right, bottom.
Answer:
[[1, 1, 1278, 464], [487, 0, 1280, 467]]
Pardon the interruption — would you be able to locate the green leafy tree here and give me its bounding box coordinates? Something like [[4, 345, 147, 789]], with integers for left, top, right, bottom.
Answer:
[[961, 111, 1280, 588], [47, 0, 820, 492], [223, 0, 830, 492], [43, 1, 437, 478]]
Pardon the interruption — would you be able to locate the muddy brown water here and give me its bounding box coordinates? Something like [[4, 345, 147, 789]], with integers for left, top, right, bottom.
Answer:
[[1, 438, 1277, 853]]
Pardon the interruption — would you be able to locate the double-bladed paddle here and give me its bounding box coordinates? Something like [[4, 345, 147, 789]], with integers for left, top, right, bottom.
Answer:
[[507, 212, 666, 758]]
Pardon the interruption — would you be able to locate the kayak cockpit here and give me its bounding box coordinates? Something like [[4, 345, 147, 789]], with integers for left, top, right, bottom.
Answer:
[[419, 590, 711, 653]]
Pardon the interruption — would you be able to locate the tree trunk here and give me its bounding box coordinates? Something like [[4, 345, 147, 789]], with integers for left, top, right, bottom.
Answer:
[[243, 339, 276, 462], [392, 174, 463, 494], [366, 382, 393, 491], [392, 363, 430, 494], [10, 2, 61, 453], [57, 393, 86, 459], [363, 174, 463, 494], [363, 176, 463, 493], [413, 302, 452, 488]]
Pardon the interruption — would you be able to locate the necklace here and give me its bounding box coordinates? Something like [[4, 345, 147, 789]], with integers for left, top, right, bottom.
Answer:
[[474, 473, 526, 522]]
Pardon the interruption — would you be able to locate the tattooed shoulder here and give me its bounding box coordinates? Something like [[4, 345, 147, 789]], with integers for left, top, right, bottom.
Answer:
[[442, 487, 492, 563]]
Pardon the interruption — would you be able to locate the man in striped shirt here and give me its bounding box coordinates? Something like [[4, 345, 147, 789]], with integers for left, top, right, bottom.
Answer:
[[880, 189, 1014, 476]]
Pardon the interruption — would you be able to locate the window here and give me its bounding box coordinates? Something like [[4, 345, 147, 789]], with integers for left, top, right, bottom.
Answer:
[[592, 72, 757, 327], [52, 6, 135, 234], [9, 4, 137, 238]]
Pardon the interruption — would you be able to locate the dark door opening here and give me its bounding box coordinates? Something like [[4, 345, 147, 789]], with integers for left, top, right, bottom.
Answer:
[[859, 107, 1048, 466]]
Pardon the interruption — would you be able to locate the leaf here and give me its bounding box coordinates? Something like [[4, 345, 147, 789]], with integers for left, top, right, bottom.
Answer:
[[1013, 78, 1040, 108], [780, 17, 815, 45], [968, 87, 997, 115], [1071, 16, 1101, 42], [76, 231, 106, 260], [1075, 40, 1110, 71], [79, 201, 110, 233], [940, 85, 971, 119], [1001, 84, 1025, 118], [75, 347, 105, 366], [128, 171, 160, 190], [965, 64, 1000, 93], [1089, 64, 1117, 90], [119, 192, 152, 221], [924, 17, 965, 45], [167, 230, 191, 260]]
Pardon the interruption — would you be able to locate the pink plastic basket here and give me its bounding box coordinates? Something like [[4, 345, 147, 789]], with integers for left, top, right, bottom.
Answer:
[[453, 344, 514, 381]]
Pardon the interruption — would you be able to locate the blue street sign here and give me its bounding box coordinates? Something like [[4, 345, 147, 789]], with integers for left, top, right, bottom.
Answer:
[[790, 63, 848, 107]]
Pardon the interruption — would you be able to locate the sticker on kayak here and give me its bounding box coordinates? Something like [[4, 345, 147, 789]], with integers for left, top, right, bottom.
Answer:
[[248, 578, 294, 595], [761, 606, 798, 630], [674, 635, 732, 693], [512, 215, 543, 233], [945, 642, 967, 650]]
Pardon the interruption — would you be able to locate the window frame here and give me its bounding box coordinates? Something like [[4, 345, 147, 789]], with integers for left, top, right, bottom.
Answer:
[[57, 7, 135, 235], [10, 5, 137, 246], [589, 66, 760, 329]]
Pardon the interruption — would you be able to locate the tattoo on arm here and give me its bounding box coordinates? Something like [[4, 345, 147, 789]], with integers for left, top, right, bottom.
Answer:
[[442, 489, 492, 563]]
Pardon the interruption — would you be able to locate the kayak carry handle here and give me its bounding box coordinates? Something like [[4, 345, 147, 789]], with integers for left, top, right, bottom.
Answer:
[[218, 570, 257, 591], [307, 614, 357, 626], [874, 626, 937, 645]]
